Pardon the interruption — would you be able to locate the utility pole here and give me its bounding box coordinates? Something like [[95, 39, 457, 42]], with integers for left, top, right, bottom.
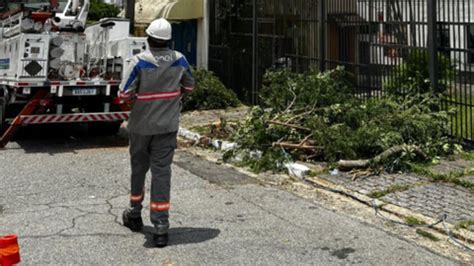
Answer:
[[125, 0, 135, 34]]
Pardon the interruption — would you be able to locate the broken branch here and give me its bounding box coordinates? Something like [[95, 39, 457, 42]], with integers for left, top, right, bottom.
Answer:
[[268, 120, 311, 132], [298, 133, 314, 146], [273, 141, 323, 151], [338, 145, 429, 171]]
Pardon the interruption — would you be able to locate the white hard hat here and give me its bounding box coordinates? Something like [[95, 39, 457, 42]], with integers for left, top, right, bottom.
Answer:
[[146, 18, 172, 40]]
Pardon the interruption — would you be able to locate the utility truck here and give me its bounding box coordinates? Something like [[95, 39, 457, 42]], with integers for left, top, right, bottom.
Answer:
[[0, 0, 147, 147]]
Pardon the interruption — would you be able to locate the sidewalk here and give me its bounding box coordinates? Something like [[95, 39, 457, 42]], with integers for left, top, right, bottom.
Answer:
[[318, 166, 474, 228]]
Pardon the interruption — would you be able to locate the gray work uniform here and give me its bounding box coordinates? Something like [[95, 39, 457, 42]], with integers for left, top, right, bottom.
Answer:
[[119, 47, 195, 233]]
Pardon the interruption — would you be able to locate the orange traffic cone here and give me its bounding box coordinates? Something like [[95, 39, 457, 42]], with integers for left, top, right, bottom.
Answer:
[[0, 235, 21, 266]]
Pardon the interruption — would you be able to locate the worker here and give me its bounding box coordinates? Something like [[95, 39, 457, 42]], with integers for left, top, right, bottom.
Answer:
[[119, 18, 194, 248]]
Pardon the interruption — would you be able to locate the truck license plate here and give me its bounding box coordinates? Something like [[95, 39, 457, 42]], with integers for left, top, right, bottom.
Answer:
[[72, 88, 97, 96]]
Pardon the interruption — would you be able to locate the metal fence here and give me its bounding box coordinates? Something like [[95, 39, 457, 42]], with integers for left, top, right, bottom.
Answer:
[[209, 0, 474, 144]]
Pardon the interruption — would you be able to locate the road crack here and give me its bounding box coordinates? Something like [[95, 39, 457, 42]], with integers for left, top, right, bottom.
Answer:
[[105, 192, 129, 226], [16, 191, 130, 240]]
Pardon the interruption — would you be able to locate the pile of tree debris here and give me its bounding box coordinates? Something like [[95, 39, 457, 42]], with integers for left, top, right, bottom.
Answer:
[[224, 67, 458, 173]]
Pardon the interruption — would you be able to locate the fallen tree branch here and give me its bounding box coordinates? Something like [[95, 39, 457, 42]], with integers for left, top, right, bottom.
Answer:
[[338, 145, 429, 171], [285, 102, 318, 124], [298, 133, 314, 146], [273, 141, 323, 151], [283, 87, 297, 114], [268, 120, 311, 132], [338, 160, 369, 171], [349, 169, 378, 181]]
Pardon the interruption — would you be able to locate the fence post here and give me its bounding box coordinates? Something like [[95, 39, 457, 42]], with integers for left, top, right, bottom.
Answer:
[[427, 0, 439, 92], [251, 0, 258, 104], [318, 0, 326, 72]]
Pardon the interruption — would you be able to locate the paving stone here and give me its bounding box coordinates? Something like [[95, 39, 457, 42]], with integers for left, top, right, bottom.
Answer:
[[449, 159, 474, 169], [319, 172, 428, 196], [429, 159, 474, 176], [429, 164, 463, 175], [319, 164, 474, 225], [382, 183, 474, 223], [460, 175, 474, 184]]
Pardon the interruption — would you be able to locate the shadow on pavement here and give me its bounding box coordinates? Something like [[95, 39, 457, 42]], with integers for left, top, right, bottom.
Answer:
[[142, 226, 220, 248], [3, 124, 129, 154]]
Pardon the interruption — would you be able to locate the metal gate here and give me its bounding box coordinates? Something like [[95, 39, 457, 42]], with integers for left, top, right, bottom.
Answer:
[[209, 0, 474, 145]]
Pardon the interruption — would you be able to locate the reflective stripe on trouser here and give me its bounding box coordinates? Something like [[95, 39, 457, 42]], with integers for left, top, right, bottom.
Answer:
[[129, 131, 177, 234]]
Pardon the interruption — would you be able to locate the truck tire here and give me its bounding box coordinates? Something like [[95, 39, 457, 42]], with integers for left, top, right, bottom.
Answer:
[[88, 121, 122, 136]]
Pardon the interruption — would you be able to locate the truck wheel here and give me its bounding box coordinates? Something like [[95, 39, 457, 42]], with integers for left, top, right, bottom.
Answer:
[[88, 121, 123, 136]]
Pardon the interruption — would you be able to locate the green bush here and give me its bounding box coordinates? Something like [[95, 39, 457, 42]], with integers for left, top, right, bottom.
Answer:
[[88, 0, 121, 22], [182, 69, 241, 111], [385, 51, 454, 96]]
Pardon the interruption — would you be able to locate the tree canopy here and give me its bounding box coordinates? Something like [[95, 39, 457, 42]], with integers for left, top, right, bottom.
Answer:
[[88, 0, 121, 22]]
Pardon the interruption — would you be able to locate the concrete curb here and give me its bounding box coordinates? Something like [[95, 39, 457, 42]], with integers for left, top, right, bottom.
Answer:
[[178, 127, 238, 152]]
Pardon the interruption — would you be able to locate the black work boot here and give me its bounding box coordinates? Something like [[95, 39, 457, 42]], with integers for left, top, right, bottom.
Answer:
[[153, 219, 170, 248], [153, 233, 169, 248], [122, 209, 143, 232]]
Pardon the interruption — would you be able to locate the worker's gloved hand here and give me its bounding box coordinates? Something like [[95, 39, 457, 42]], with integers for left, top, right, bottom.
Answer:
[[117, 90, 136, 104], [114, 90, 136, 110]]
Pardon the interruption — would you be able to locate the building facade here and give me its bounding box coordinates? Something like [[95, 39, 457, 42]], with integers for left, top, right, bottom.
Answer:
[[129, 0, 209, 68]]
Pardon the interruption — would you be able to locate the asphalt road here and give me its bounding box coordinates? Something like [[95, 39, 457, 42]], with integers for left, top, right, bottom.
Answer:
[[0, 127, 456, 265]]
